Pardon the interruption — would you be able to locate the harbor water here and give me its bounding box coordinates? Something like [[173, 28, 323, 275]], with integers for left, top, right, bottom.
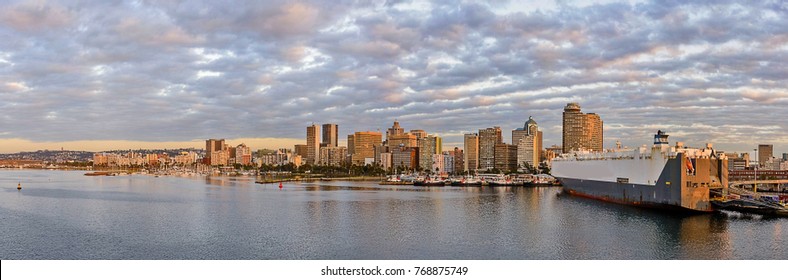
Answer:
[[1, 170, 785, 259]]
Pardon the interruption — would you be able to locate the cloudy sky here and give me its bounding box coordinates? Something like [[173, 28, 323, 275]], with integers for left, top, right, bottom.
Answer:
[[1, 0, 786, 154]]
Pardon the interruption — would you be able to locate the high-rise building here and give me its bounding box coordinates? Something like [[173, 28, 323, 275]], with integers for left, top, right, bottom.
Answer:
[[452, 147, 464, 174], [418, 135, 442, 171], [410, 129, 427, 140], [388, 133, 417, 148], [515, 116, 542, 170], [319, 146, 347, 167], [479, 127, 502, 170], [351, 131, 382, 165], [386, 121, 405, 141], [464, 133, 479, 172], [783, 153, 788, 161], [443, 151, 454, 174], [307, 124, 320, 165], [347, 134, 355, 158], [432, 153, 445, 174], [294, 144, 309, 159], [205, 139, 225, 160], [235, 143, 252, 165], [494, 143, 518, 172], [322, 124, 338, 147], [758, 144, 773, 166], [562, 103, 603, 153], [392, 146, 418, 170]]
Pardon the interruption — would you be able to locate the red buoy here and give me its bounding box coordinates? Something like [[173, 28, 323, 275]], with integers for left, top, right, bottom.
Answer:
[[279, 182, 283, 189]]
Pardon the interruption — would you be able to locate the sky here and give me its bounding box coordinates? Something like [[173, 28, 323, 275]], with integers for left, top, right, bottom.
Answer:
[[0, 0, 786, 155]]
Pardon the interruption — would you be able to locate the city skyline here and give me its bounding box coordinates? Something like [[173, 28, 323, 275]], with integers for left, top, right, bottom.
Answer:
[[1, 1, 786, 154]]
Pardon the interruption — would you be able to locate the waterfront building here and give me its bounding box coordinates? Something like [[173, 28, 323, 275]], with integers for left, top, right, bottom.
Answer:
[[205, 139, 225, 162], [259, 149, 290, 166], [146, 153, 160, 166], [93, 153, 108, 166], [479, 127, 502, 171], [351, 131, 382, 165], [545, 145, 563, 163], [175, 152, 198, 165], [291, 155, 302, 167], [319, 146, 348, 167], [443, 151, 454, 174], [758, 144, 773, 167], [410, 129, 427, 140], [347, 134, 354, 159], [452, 147, 464, 174], [294, 144, 308, 159], [374, 144, 387, 166], [494, 143, 518, 172], [514, 116, 543, 170], [380, 152, 392, 170], [418, 135, 442, 171], [388, 133, 417, 148], [209, 150, 229, 166], [431, 153, 445, 174], [386, 121, 405, 141], [235, 144, 252, 166], [391, 146, 418, 170], [307, 124, 320, 165], [322, 124, 338, 147], [562, 103, 603, 153], [464, 133, 479, 172]]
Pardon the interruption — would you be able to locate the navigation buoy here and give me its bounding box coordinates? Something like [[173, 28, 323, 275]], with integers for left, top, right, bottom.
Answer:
[[17, 182, 21, 190], [279, 182, 283, 189]]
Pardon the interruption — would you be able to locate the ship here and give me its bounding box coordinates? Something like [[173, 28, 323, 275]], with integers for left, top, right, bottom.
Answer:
[[552, 131, 728, 212]]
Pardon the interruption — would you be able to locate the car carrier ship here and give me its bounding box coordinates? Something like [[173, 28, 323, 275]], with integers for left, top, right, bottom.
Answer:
[[552, 131, 727, 212]]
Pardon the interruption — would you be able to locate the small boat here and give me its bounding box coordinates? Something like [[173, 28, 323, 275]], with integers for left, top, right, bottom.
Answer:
[[413, 176, 445, 187], [487, 178, 518, 187]]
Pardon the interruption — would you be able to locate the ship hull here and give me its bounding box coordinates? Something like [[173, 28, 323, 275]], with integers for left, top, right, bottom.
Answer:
[[554, 152, 725, 213], [559, 178, 711, 212]]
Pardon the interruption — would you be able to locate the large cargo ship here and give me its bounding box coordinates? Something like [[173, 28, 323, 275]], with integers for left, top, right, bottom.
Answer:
[[552, 131, 728, 212]]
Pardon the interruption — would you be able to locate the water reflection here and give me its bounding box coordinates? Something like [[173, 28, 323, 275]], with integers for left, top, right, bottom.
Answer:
[[1, 171, 787, 260]]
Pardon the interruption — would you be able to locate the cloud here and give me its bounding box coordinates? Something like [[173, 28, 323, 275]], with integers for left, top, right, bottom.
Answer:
[[0, 0, 786, 154], [0, 1, 74, 32]]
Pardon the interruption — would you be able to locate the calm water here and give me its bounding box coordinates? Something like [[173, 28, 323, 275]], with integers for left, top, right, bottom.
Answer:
[[0, 170, 785, 260]]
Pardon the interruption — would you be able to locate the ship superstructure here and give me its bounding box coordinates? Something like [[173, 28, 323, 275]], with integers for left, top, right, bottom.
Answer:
[[552, 131, 727, 212]]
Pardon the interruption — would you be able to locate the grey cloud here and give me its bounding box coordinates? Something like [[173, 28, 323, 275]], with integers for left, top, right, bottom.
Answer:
[[0, 0, 786, 153]]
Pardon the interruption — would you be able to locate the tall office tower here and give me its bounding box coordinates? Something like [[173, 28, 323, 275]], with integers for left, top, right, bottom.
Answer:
[[478, 127, 502, 171], [453, 147, 464, 174], [351, 131, 382, 165], [562, 103, 603, 153], [307, 124, 320, 165], [494, 143, 518, 172], [758, 144, 773, 166], [386, 121, 405, 141], [322, 124, 338, 147], [515, 116, 543, 169], [347, 134, 355, 160], [464, 133, 479, 172], [418, 135, 442, 171]]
